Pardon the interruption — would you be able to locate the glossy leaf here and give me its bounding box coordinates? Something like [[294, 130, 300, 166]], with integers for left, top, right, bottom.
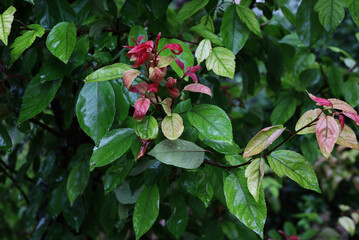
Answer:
[[134, 116, 159, 140], [236, 5, 262, 38], [10, 24, 45, 64], [84, 63, 132, 83], [295, 109, 322, 134], [166, 194, 188, 238], [103, 157, 134, 194], [177, 0, 209, 22], [89, 128, 135, 169], [46, 22, 77, 63], [245, 158, 264, 202], [76, 82, 115, 145], [66, 159, 90, 205], [161, 113, 184, 140], [206, 47, 235, 79], [183, 83, 212, 97], [315, 115, 339, 158], [267, 150, 321, 193], [17, 77, 62, 124], [190, 24, 223, 46], [148, 139, 205, 169], [221, 4, 249, 55], [314, 0, 345, 32], [346, 0, 359, 27], [195, 39, 211, 64], [133, 184, 159, 240], [0, 6, 16, 46], [336, 123, 359, 150], [224, 170, 266, 238], [0, 124, 12, 151], [243, 125, 286, 159]]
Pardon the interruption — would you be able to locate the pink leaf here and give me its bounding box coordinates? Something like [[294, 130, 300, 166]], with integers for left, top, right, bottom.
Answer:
[[327, 98, 357, 114], [315, 116, 339, 158], [185, 71, 198, 83], [123, 69, 140, 89], [339, 115, 345, 132], [175, 59, 184, 70], [133, 98, 150, 120], [149, 67, 165, 83], [155, 32, 161, 49], [343, 111, 359, 126], [186, 66, 201, 73], [130, 81, 148, 94], [306, 91, 333, 107], [161, 43, 183, 55], [183, 83, 212, 97]]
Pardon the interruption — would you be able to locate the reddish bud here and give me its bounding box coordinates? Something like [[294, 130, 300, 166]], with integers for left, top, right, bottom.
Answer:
[[133, 97, 150, 120], [166, 77, 180, 98], [147, 83, 159, 93]]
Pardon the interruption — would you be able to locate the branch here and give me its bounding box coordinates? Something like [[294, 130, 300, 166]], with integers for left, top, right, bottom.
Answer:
[[29, 119, 65, 138]]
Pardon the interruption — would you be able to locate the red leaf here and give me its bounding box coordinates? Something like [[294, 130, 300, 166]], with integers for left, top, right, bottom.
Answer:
[[147, 83, 159, 93], [175, 58, 184, 70], [133, 98, 150, 120], [339, 115, 345, 132], [183, 83, 212, 97], [343, 111, 359, 126], [124, 40, 154, 68], [315, 115, 339, 158], [161, 43, 183, 55], [123, 69, 140, 89], [166, 77, 179, 98], [186, 66, 201, 73], [306, 91, 333, 107]]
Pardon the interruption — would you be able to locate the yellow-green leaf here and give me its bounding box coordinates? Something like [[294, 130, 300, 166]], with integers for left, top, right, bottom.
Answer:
[[161, 113, 184, 140], [0, 6, 16, 46]]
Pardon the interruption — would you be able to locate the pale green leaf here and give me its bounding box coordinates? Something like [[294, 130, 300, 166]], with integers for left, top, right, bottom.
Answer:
[[0, 6, 16, 46], [84, 63, 132, 83], [206, 47, 235, 79], [195, 39, 211, 64], [314, 0, 346, 32], [161, 113, 184, 140], [295, 109, 322, 135], [177, 0, 209, 22], [236, 5, 262, 37], [338, 216, 355, 236], [336, 122, 359, 150], [245, 158, 264, 202]]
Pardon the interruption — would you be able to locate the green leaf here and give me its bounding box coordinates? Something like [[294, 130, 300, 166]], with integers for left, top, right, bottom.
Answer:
[[0, 124, 12, 151], [128, 25, 147, 46], [245, 158, 264, 202], [151, 0, 169, 19], [0, 6, 16, 46], [85, 63, 132, 83], [110, 80, 130, 122], [134, 116, 159, 140], [345, 0, 359, 28], [190, 24, 223, 46], [243, 125, 285, 159], [200, 15, 215, 33], [195, 39, 211, 64], [314, 0, 346, 32], [206, 47, 235, 79], [295, 109, 322, 135], [296, 0, 324, 46], [270, 98, 296, 125], [327, 65, 343, 98], [103, 157, 134, 194], [336, 123, 359, 150], [89, 128, 135, 169], [133, 184, 159, 240], [66, 159, 90, 205], [177, 0, 209, 22], [221, 4, 249, 55], [166, 194, 189, 238], [17, 77, 62, 124], [236, 5, 262, 38], [187, 104, 236, 153], [224, 170, 266, 238], [343, 79, 359, 107], [148, 139, 205, 169], [46, 22, 77, 63], [161, 113, 184, 140], [267, 150, 321, 193], [76, 82, 115, 145], [338, 216, 356, 236], [10, 24, 45, 64], [173, 99, 192, 114]]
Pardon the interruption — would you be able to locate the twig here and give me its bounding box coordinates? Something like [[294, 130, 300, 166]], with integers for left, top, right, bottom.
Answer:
[[29, 119, 65, 138]]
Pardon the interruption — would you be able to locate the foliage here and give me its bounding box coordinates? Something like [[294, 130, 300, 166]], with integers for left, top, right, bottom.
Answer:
[[0, 0, 359, 239]]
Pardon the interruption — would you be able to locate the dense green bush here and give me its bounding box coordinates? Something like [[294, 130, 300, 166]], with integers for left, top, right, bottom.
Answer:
[[0, 0, 359, 239]]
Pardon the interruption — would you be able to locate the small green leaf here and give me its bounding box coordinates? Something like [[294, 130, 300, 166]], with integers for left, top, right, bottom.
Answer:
[[46, 22, 77, 63], [76, 82, 115, 145], [267, 150, 321, 193], [177, 0, 209, 22], [195, 39, 211, 64], [161, 113, 184, 140], [148, 139, 205, 169], [89, 128, 135, 169], [243, 125, 285, 159], [236, 5, 262, 38], [200, 15, 215, 33], [206, 47, 235, 79], [314, 0, 346, 32], [85, 63, 132, 83], [103, 157, 134, 194], [0, 124, 12, 151], [134, 116, 159, 140], [66, 160, 90, 205], [10, 24, 45, 64], [191, 24, 223, 46], [245, 158, 264, 202], [133, 184, 159, 240], [128, 25, 147, 46], [338, 216, 356, 236], [166, 194, 189, 238], [295, 109, 322, 135], [224, 170, 266, 238], [17, 77, 62, 124], [0, 6, 16, 46]]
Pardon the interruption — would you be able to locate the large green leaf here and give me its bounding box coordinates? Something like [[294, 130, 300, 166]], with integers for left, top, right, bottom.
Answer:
[[148, 139, 205, 169], [190, 24, 223, 46], [343, 78, 359, 107], [89, 128, 135, 169], [76, 82, 115, 145], [267, 150, 321, 193], [46, 22, 77, 63], [177, 0, 209, 22], [84, 63, 132, 83], [66, 159, 90, 205], [221, 4, 249, 55], [296, 0, 324, 46], [110, 80, 130, 122], [187, 104, 236, 153], [236, 5, 262, 38], [0, 6, 16, 46], [10, 24, 45, 64], [17, 77, 62, 124], [314, 0, 346, 32], [0, 124, 12, 151], [133, 184, 159, 240], [195, 39, 211, 64], [161, 113, 184, 140], [224, 170, 266, 238], [206, 47, 235, 79], [345, 0, 359, 27], [270, 98, 296, 125], [103, 157, 134, 194], [134, 116, 159, 140], [245, 158, 264, 202], [166, 194, 189, 238], [327, 65, 343, 98]]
